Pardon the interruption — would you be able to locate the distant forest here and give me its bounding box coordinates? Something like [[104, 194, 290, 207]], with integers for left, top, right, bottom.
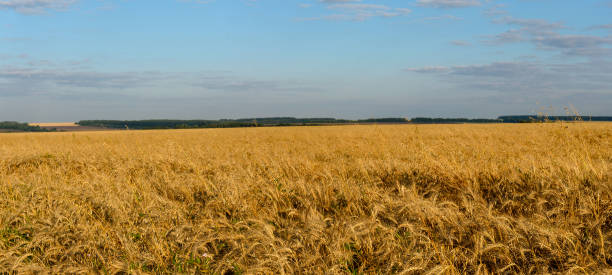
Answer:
[[0, 122, 53, 132], [2, 116, 612, 132], [410, 117, 502, 123], [78, 116, 612, 129], [498, 116, 612, 123], [77, 117, 410, 129]]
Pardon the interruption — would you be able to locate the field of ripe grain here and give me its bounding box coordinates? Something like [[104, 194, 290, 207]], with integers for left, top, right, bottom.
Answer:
[[28, 122, 79, 127], [0, 124, 611, 274]]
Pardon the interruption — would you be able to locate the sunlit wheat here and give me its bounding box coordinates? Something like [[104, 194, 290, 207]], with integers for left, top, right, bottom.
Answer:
[[0, 123, 611, 274]]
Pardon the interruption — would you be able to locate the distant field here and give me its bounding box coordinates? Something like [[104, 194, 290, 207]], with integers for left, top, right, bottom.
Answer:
[[28, 122, 115, 132], [0, 124, 611, 273], [28, 122, 78, 127]]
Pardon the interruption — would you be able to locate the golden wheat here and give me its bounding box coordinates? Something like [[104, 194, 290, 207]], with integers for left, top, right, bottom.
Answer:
[[27, 122, 78, 127], [0, 123, 611, 274]]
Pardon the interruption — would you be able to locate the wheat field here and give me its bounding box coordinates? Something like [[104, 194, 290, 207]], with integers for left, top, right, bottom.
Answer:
[[28, 123, 78, 127], [0, 123, 611, 274]]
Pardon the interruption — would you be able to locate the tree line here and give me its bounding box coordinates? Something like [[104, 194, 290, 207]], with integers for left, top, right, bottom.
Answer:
[[3, 116, 612, 132], [0, 122, 54, 132], [410, 117, 502, 124], [76, 116, 612, 129], [498, 116, 612, 123], [76, 117, 410, 129]]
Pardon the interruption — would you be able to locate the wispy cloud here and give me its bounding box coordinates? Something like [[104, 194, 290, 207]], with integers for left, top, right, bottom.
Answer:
[[451, 40, 471, 46], [298, 1, 410, 21], [0, 60, 318, 99], [406, 60, 612, 95], [0, 68, 168, 92], [483, 4, 507, 17], [484, 16, 612, 57], [318, 0, 360, 3], [0, 0, 78, 14], [417, 0, 481, 9], [421, 14, 462, 21], [587, 24, 612, 31]]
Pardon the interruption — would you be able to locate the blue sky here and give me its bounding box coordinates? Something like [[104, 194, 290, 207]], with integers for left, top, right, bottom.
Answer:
[[1, 0, 611, 121]]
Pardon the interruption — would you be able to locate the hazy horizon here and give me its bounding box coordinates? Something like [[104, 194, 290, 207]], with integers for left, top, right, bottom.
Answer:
[[1, 0, 611, 122]]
